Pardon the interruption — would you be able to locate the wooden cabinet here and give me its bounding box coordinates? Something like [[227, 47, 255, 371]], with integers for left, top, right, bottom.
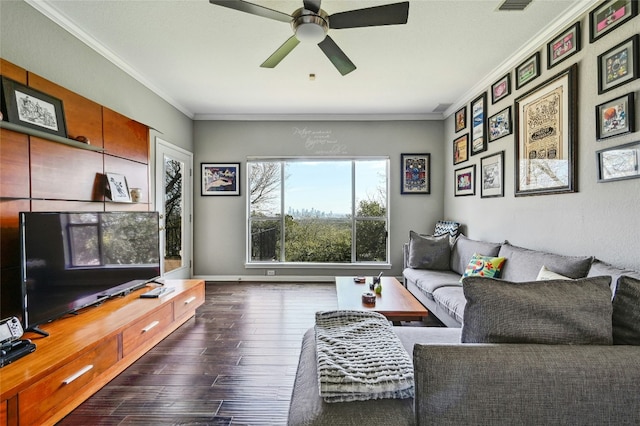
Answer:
[[0, 279, 205, 426]]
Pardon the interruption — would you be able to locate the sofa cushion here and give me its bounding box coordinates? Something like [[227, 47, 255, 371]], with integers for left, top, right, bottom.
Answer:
[[432, 286, 466, 325], [460, 253, 506, 282], [612, 275, 640, 345], [407, 231, 450, 270], [461, 276, 613, 345], [536, 265, 571, 280], [450, 235, 502, 275], [403, 268, 461, 300], [588, 259, 640, 294], [497, 242, 593, 281]]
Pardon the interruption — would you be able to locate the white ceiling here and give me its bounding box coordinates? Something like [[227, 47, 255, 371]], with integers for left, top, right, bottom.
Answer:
[[27, 0, 597, 120]]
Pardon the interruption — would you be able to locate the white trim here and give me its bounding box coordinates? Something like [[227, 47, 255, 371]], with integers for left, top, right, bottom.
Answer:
[[194, 275, 403, 283], [193, 113, 444, 121]]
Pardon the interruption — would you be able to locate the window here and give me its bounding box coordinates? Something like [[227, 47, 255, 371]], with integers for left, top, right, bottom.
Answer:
[[248, 158, 389, 265]]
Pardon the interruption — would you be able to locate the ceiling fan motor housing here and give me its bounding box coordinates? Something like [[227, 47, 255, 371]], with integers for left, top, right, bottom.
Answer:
[[292, 7, 329, 43]]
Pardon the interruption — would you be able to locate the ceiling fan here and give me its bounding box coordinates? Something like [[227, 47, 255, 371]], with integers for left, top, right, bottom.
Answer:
[[209, 0, 410, 76]]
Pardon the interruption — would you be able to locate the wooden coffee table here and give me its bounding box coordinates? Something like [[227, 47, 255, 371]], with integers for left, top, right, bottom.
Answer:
[[334, 276, 428, 323]]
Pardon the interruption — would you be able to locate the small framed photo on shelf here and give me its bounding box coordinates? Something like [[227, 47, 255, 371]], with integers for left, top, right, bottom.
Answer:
[[491, 74, 511, 104], [454, 106, 467, 132], [201, 162, 240, 196], [453, 134, 469, 165], [470, 92, 487, 156], [488, 106, 512, 142], [597, 35, 639, 94], [106, 173, 131, 202], [515, 52, 540, 89], [596, 140, 640, 182], [596, 93, 635, 140], [480, 151, 505, 198], [401, 153, 430, 194], [589, 0, 638, 43], [454, 164, 476, 197], [547, 22, 581, 69], [0, 76, 67, 138]]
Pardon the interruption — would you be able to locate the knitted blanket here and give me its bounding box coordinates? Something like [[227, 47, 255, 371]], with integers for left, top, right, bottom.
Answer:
[[314, 310, 414, 403]]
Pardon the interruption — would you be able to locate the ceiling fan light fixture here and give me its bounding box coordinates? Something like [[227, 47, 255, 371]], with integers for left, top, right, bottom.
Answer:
[[292, 8, 328, 43]]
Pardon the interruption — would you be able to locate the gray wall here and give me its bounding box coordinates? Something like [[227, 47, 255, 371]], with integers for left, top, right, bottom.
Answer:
[[444, 12, 640, 271], [193, 120, 444, 279]]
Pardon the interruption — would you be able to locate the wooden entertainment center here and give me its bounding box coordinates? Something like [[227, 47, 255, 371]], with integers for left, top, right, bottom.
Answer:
[[0, 279, 204, 426]]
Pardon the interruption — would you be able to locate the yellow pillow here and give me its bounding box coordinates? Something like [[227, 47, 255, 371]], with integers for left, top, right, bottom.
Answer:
[[460, 253, 506, 282]]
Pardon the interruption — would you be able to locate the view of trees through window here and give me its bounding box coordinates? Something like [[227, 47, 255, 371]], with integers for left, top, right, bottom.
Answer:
[[248, 158, 388, 264]]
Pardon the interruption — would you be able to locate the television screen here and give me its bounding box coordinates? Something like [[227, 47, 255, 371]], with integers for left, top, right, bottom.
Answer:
[[20, 211, 160, 335]]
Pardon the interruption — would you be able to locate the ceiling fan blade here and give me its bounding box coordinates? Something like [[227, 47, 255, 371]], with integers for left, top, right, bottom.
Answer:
[[261, 36, 301, 68], [303, 0, 322, 13], [318, 36, 356, 76], [328, 1, 409, 29], [209, 0, 292, 23]]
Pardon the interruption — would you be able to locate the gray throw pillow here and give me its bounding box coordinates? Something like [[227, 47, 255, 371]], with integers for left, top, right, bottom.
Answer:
[[461, 276, 613, 345], [408, 231, 450, 270], [612, 275, 640, 345], [450, 235, 502, 275]]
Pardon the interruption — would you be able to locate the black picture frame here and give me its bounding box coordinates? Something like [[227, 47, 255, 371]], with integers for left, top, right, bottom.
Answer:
[[596, 140, 640, 182], [470, 92, 487, 156], [480, 151, 505, 198], [597, 34, 639, 94], [596, 92, 635, 140], [0, 76, 67, 138], [488, 106, 512, 143], [589, 0, 638, 43], [454, 106, 467, 132], [454, 164, 476, 197], [453, 134, 469, 165], [401, 153, 431, 194], [515, 52, 541, 90], [547, 22, 581, 69], [491, 73, 511, 104], [201, 162, 241, 196]]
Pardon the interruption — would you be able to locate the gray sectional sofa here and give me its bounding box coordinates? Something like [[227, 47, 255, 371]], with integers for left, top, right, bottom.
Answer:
[[288, 233, 640, 425]]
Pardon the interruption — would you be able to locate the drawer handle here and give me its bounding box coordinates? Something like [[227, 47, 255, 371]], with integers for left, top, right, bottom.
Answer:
[[63, 365, 94, 385], [142, 320, 160, 333], [184, 296, 197, 305]]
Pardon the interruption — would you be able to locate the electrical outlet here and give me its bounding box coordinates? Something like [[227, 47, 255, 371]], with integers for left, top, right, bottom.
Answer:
[[266, 270, 276, 276]]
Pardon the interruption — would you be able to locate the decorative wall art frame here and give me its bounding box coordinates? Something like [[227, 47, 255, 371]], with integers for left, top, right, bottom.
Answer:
[[401, 153, 431, 194], [488, 106, 512, 142], [0, 76, 67, 138], [454, 106, 467, 132], [453, 134, 469, 165], [454, 164, 476, 197], [547, 22, 581, 69], [596, 140, 640, 182], [201, 162, 240, 196], [589, 0, 638, 43], [491, 73, 511, 104], [596, 92, 635, 140], [480, 151, 505, 198], [106, 172, 131, 202], [514, 64, 577, 196], [470, 92, 487, 156], [597, 34, 639, 94], [515, 52, 541, 89]]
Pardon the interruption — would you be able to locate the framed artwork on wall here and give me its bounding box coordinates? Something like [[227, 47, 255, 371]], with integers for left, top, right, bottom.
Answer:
[[201, 162, 240, 196], [596, 92, 635, 140], [589, 0, 638, 43], [0, 76, 68, 138], [454, 106, 467, 132], [488, 106, 512, 142], [514, 64, 577, 196], [597, 34, 639, 94], [480, 151, 505, 198], [401, 153, 430, 194], [106, 172, 131, 202], [470, 92, 487, 156], [454, 164, 476, 197], [491, 73, 511, 104], [515, 52, 541, 89], [453, 134, 469, 165], [547, 22, 581, 69], [596, 141, 640, 182]]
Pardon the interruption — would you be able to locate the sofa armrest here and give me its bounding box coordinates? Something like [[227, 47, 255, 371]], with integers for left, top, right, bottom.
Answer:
[[413, 344, 640, 425], [402, 242, 410, 272]]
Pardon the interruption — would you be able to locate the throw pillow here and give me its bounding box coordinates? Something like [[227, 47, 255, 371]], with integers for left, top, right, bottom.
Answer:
[[612, 275, 640, 345], [459, 253, 506, 282], [408, 231, 450, 270], [450, 235, 502, 275], [461, 276, 613, 345], [536, 265, 571, 281]]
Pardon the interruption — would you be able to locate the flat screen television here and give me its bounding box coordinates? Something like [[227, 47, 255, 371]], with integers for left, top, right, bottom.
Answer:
[[19, 211, 161, 336]]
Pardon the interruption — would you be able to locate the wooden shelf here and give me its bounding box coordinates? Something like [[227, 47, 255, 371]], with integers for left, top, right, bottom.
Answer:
[[0, 121, 105, 152]]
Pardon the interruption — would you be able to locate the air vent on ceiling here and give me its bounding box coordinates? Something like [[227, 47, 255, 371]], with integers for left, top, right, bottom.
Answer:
[[433, 103, 452, 113], [498, 0, 532, 11]]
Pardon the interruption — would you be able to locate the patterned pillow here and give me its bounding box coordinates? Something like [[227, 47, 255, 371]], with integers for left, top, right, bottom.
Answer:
[[460, 253, 506, 282], [612, 275, 640, 345], [408, 231, 450, 270]]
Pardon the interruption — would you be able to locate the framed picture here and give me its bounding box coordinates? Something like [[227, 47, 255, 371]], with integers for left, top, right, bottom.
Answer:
[[515, 52, 540, 90], [453, 134, 469, 165], [454, 106, 467, 132], [596, 93, 635, 140], [401, 153, 430, 194], [589, 0, 638, 43], [596, 140, 640, 182], [0, 76, 67, 138], [105, 172, 131, 202], [597, 34, 639, 94], [201, 162, 240, 196], [470, 92, 487, 156], [480, 151, 505, 198], [514, 64, 577, 196], [454, 165, 476, 197], [547, 22, 581, 69], [488, 106, 512, 142], [491, 73, 511, 104]]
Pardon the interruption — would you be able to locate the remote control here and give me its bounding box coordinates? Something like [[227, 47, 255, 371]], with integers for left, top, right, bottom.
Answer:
[[140, 286, 175, 298]]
